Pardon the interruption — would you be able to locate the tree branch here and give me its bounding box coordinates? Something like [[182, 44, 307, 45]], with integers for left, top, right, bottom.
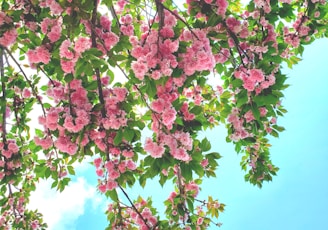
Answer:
[[0, 47, 7, 147], [118, 185, 152, 229]]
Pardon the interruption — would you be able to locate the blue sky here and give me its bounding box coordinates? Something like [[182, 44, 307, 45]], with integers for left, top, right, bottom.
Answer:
[[28, 39, 328, 230]]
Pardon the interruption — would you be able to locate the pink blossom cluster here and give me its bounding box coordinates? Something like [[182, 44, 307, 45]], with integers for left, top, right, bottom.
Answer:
[[39, 0, 63, 15], [27, 46, 51, 65], [59, 37, 91, 73], [185, 181, 200, 197], [0, 28, 17, 47], [227, 108, 252, 141], [283, 14, 311, 48], [244, 107, 267, 123], [216, 0, 229, 16], [131, 11, 179, 81], [55, 135, 78, 155], [0, 140, 22, 180], [101, 87, 128, 130], [34, 136, 53, 150], [0, 196, 27, 228], [125, 200, 157, 230], [150, 79, 179, 131], [35, 80, 94, 155], [46, 80, 66, 103], [94, 154, 137, 193], [0, 12, 17, 47], [94, 15, 119, 52], [120, 14, 134, 36], [0, 140, 19, 159], [0, 11, 12, 26], [183, 85, 203, 105], [41, 18, 62, 43], [215, 48, 230, 64], [178, 29, 215, 76], [254, 0, 271, 14], [180, 102, 196, 121], [145, 130, 193, 162], [234, 68, 275, 93], [144, 138, 165, 158]]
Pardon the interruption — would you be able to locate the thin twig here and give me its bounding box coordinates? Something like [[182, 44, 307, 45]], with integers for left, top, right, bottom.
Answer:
[[4, 47, 47, 116]]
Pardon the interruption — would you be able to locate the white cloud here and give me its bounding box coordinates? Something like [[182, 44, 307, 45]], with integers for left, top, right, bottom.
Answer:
[[28, 176, 103, 230]]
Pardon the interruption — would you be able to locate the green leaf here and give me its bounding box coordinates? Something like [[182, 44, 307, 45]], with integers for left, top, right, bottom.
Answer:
[[220, 91, 231, 99], [253, 94, 279, 106], [180, 163, 192, 181], [113, 130, 123, 145], [191, 161, 204, 177], [189, 106, 202, 115], [200, 138, 211, 152], [67, 166, 75, 175], [186, 198, 194, 212], [207, 152, 221, 159], [236, 90, 248, 107], [123, 129, 135, 142], [108, 189, 119, 202]]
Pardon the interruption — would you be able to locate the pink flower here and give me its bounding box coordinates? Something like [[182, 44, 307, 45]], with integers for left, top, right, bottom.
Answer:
[[144, 138, 165, 158], [34, 137, 53, 149], [48, 24, 62, 42], [113, 87, 128, 102], [96, 168, 104, 177], [60, 39, 75, 59], [131, 61, 148, 80], [270, 117, 277, 124], [243, 78, 256, 92], [94, 157, 103, 168], [8, 142, 19, 153], [201, 159, 209, 168], [106, 180, 118, 190], [215, 48, 230, 63], [244, 110, 255, 122], [0, 28, 17, 47], [61, 59, 76, 74], [216, 0, 228, 16], [108, 169, 120, 180], [74, 37, 91, 53], [249, 69, 264, 82], [122, 150, 134, 158], [22, 88, 31, 98], [185, 181, 199, 197], [55, 136, 78, 155], [259, 107, 267, 116], [27, 46, 51, 64], [160, 27, 174, 38], [171, 148, 190, 161], [126, 160, 136, 170], [103, 32, 119, 50], [151, 99, 166, 113], [197, 217, 204, 225], [47, 0, 63, 15], [98, 183, 107, 193], [162, 108, 176, 127], [100, 16, 111, 31]]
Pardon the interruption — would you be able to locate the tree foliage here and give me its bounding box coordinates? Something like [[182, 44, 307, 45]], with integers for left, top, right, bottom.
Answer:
[[0, 0, 327, 229]]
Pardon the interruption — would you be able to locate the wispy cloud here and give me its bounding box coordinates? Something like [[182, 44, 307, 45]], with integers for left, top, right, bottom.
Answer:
[[28, 176, 102, 230]]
